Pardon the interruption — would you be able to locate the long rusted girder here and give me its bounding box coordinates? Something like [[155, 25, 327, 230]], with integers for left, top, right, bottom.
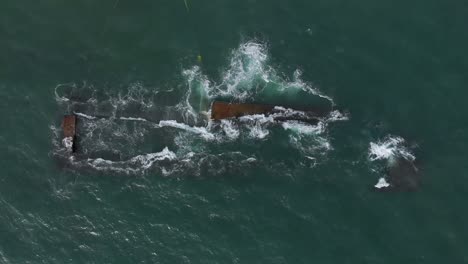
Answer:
[[210, 101, 322, 123]]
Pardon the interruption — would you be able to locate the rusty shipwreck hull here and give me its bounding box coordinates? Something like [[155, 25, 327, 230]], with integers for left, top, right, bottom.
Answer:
[[211, 101, 275, 120], [60, 102, 326, 153], [210, 101, 325, 123]]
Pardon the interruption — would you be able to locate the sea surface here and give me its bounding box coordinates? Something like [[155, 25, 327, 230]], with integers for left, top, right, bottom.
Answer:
[[1, 1, 467, 263]]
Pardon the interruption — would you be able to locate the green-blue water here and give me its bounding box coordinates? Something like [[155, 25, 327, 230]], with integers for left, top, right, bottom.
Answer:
[[1, 1, 467, 263]]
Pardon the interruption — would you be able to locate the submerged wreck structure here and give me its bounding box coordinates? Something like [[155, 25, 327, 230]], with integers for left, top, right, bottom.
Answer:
[[60, 100, 421, 192], [374, 157, 421, 192]]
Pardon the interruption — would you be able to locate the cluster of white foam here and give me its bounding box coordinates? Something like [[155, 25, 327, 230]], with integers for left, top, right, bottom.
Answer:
[[368, 135, 416, 188], [54, 83, 71, 103], [374, 177, 390, 189], [74, 112, 96, 120], [217, 42, 270, 100], [281, 121, 325, 135], [128, 147, 177, 169], [290, 69, 335, 105], [368, 135, 415, 162], [237, 114, 274, 139], [158, 120, 215, 140], [62, 137, 74, 152], [180, 66, 212, 123], [279, 108, 348, 156], [119, 117, 148, 122], [272, 106, 310, 120], [182, 41, 334, 105], [75, 112, 151, 123], [110, 82, 155, 110], [55, 82, 157, 118], [238, 114, 274, 123], [84, 147, 176, 173], [51, 124, 76, 156], [220, 120, 240, 140], [248, 123, 270, 139], [326, 110, 349, 122]]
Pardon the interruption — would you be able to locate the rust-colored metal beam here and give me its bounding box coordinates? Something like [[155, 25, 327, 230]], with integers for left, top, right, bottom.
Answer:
[[211, 101, 274, 120]]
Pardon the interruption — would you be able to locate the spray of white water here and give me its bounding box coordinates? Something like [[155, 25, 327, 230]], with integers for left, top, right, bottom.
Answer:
[[368, 135, 415, 163]]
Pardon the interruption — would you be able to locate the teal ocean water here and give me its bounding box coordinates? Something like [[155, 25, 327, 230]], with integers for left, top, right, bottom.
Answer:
[[1, 1, 468, 263]]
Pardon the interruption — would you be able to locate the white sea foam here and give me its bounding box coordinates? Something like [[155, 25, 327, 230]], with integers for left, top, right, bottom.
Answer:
[[84, 147, 176, 173], [182, 41, 334, 105], [287, 131, 331, 157], [374, 177, 390, 189], [129, 147, 177, 169], [88, 158, 114, 167], [245, 157, 257, 163], [74, 112, 97, 120], [180, 65, 212, 123], [217, 42, 270, 100], [281, 121, 325, 134], [112, 82, 155, 110], [54, 83, 71, 103], [248, 123, 270, 139], [238, 114, 275, 124], [237, 114, 274, 139], [158, 120, 215, 140], [273, 106, 287, 111], [272, 106, 309, 119], [0, 249, 10, 264], [220, 120, 240, 140], [368, 136, 415, 162], [291, 69, 335, 105], [279, 113, 334, 156], [119, 116, 148, 122], [62, 137, 74, 152], [326, 110, 349, 122]]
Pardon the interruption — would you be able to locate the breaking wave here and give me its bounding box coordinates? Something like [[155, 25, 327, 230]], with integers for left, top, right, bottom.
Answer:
[[368, 135, 415, 163], [182, 42, 334, 107], [84, 147, 176, 174], [51, 41, 347, 175], [158, 120, 215, 140]]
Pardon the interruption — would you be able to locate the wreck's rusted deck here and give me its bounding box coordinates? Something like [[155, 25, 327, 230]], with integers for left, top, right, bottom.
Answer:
[[62, 115, 76, 152], [211, 101, 275, 120]]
